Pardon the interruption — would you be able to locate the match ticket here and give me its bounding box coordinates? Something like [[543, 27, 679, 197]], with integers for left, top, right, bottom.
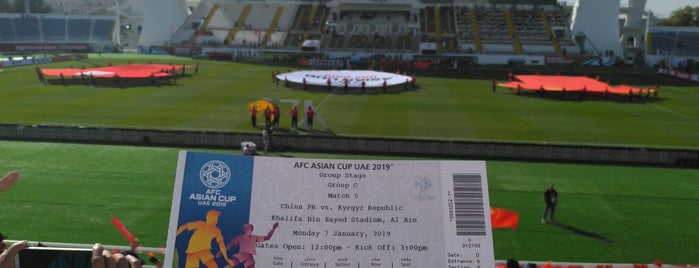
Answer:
[[165, 151, 494, 268]]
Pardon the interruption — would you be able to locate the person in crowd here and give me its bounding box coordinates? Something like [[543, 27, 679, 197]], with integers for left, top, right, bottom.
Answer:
[[35, 67, 45, 84], [273, 108, 280, 128], [249, 105, 258, 128], [91, 240, 145, 268], [305, 106, 316, 129], [0, 174, 28, 268], [627, 88, 633, 102], [0, 239, 28, 268], [113, 74, 120, 88], [288, 105, 298, 130], [274, 70, 280, 86], [542, 184, 558, 223], [506, 258, 519, 268], [263, 107, 272, 128], [243, 144, 254, 155]]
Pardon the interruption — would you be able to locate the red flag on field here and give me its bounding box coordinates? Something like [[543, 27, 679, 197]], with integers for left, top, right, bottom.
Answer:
[[490, 207, 519, 230], [652, 260, 663, 267]]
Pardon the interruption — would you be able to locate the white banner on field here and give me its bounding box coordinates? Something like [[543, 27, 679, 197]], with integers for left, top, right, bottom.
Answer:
[[276, 70, 413, 88], [165, 151, 495, 268]]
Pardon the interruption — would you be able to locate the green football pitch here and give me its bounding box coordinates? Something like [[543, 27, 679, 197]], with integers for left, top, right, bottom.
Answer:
[[1, 54, 698, 148], [0, 54, 698, 264]]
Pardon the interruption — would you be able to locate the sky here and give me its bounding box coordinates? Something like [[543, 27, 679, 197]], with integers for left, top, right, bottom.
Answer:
[[642, 0, 699, 18]]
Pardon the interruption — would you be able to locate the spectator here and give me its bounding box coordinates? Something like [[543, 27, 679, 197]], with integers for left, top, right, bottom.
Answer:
[[305, 106, 315, 129], [243, 144, 253, 155], [288, 105, 298, 130], [94, 224, 157, 268], [91, 241, 157, 268], [506, 258, 519, 268], [542, 184, 558, 223], [273, 108, 280, 128], [263, 107, 272, 128], [0, 239, 28, 268], [249, 106, 258, 128]]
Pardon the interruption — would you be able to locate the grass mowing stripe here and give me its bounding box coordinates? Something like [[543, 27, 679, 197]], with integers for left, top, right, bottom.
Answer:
[[648, 103, 692, 119]]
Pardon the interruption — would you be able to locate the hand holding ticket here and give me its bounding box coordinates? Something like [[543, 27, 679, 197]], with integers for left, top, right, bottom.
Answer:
[[165, 152, 495, 268]]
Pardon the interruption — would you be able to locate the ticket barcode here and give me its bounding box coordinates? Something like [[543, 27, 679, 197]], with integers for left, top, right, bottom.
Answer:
[[452, 173, 487, 236]]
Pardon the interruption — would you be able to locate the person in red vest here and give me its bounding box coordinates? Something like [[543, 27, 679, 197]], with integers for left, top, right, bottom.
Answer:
[[305, 106, 316, 129], [303, 78, 308, 90], [361, 81, 365, 94], [249, 106, 258, 127], [344, 78, 349, 94], [35, 66, 45, 84], [382, 80, 387, 93], [653, 84, 659, 98], [288, 105, 298, 129], [264, 107, 272, 127], [327, 78, 332, 92], [273, 107, 280, 128]]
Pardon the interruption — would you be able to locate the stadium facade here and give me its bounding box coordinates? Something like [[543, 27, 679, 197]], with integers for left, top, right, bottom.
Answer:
[[2, 0, 698, 67]]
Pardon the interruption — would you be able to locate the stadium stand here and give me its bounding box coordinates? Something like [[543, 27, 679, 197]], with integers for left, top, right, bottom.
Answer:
[[14, 16, 41, 41], [155, 0, 587, 56], [0, 17, 14, 41], [0, 14, 115, 52], [42, 18, 67, 42], [67, 18, 92, 41], [92, 19, 115, 42], [4, 0, 696, 68], [649, 29, 699, 57]]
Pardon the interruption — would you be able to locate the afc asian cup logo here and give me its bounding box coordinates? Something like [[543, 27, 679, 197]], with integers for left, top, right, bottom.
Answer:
[[199, 160, 231, 189], [412, 175, 436, 201]]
